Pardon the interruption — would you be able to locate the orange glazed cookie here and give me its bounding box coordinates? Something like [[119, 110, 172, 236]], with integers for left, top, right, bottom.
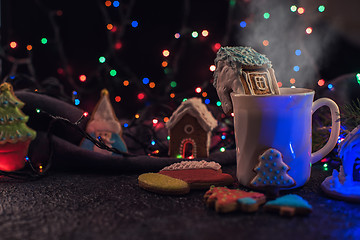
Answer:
[[138, 173, 190, 195], [204, 186, 266, 213]]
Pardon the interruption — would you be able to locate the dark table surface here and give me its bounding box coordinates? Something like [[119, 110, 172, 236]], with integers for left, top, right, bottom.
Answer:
[[0, 162, 359, 240]]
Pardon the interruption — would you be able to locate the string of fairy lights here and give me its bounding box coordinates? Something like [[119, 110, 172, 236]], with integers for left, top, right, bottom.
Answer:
[[1, 0, 359, 162]]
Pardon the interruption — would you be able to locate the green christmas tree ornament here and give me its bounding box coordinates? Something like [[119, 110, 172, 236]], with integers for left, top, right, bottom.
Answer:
[[0, 82, 36, 171]]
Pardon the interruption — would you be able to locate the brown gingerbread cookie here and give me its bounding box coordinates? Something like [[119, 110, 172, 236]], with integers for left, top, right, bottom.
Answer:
[[263, 194, 312, 217], [204, 186, 266, 213]]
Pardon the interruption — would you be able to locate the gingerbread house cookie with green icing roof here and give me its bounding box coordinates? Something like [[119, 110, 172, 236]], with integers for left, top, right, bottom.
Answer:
[[0, 82, 36, 171], [321, 125, 360, 202], [166, 98, 217, 159], [213, 46, 280, 114]]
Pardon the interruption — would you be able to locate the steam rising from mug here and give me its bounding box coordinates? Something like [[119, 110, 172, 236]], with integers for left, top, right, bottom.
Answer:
[[235, 1, 336, 88]]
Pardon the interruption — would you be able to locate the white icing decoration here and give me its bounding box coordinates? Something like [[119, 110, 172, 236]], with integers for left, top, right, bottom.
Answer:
[[161, 160, 221, 171], [322, 166, 360, 197], [213, 46, 272, 89], [338, 125, 360, 179], [166, 98, 217, 132], [184, 124, 194, 134], [245, 71, 276, 94]]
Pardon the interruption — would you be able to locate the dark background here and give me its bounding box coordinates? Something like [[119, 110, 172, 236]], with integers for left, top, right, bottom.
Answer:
[[2, 0, 360, 119], [1, 0, 232, 118]]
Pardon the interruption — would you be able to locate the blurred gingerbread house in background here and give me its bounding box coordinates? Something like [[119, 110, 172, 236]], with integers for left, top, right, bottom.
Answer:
[[321, 125, 360, 202], [166, 98, 217, 159], [338, 125, 360, 182]]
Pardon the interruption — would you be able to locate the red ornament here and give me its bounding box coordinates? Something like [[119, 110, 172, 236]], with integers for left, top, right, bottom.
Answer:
[[0, 140, 32, 171], [137, 93, 145, 100], [114, 42, 122, 50]]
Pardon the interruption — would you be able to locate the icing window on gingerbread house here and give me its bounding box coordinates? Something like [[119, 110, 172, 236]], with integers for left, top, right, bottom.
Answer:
[[353, 158, 360, 182], [184, 124, 194, 134], [243, 71, 275, 95], [254, 76, 267, 90]]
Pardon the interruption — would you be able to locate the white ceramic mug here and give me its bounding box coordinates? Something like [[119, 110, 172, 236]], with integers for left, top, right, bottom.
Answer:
[[231, 88, 341, 189]]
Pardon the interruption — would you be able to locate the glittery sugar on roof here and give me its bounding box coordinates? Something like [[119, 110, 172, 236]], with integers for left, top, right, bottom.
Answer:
[[215, 46, 272, 69], [213, 46, 273, 88]]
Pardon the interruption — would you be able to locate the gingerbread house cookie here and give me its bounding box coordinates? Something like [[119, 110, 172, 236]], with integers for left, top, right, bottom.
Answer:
[[213, 46, 280, 114], [321, 125, 360, 202], [337, 125, 360, 183], [166, 98, 217, 159], [80, 89, 127, 155]]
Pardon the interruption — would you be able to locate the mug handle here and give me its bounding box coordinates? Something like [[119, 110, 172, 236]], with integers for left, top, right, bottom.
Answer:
[[310, 98, 341, 164]]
